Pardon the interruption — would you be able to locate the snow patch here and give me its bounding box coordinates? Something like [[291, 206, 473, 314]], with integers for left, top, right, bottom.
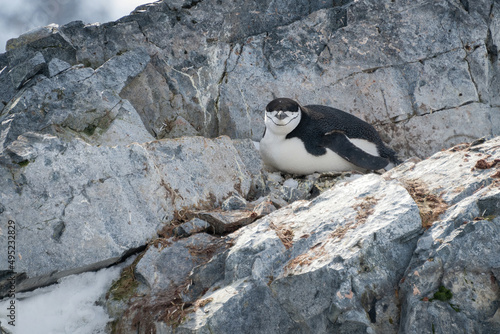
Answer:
[[0, 264, 125, 334]]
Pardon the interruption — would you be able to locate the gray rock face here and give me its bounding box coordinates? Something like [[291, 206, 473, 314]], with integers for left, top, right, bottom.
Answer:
[[1, 0, 499, 159], [386, 137, 500, 205], [135, 234, 226, 293], [1, 0, 500, 333], [167, 173, 422, 334], [400, 215, 500, 334], [392, 139, 500, 334], [0, 135, 260, 295], [188, 210, 258, 234], [1, 48, 152, 166], [104, 137, 500, 334]]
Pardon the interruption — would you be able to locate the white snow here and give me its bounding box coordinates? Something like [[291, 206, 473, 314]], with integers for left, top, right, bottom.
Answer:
[[0, 263, 127, 334]]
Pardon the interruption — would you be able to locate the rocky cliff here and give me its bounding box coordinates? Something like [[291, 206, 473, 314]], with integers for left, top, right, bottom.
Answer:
[[0, 0, 499, 333]]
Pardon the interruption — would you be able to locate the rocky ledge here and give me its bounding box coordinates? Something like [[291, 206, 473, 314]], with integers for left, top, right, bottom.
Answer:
[[104, 137, 500, 334]]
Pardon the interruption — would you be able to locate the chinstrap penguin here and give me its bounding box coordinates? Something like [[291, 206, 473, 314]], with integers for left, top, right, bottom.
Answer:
[[259, 98, 399, 175]]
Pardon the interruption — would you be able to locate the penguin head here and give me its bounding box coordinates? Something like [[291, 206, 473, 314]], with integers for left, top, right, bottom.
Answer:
[[264, 98, 302, 135]]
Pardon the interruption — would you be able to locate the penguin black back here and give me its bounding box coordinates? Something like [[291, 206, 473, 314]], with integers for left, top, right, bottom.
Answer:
[[260, 97, 400, 174], [287, 104, 398, 163]]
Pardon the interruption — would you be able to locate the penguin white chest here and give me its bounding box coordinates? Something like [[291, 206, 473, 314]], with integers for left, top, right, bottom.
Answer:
[[260, 132, 373, 174]]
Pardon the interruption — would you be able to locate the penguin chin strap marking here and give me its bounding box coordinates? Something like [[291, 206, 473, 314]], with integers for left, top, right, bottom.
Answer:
[[269, 114, 299, 127]]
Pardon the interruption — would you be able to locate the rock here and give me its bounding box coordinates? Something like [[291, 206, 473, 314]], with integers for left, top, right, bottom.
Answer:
[[117, 61, 187, 140], [0, 136, 167, 295], [264, 171, 356, 204], [221, 194, 248, 211], [5, 23, 76, 73], [173, 218, 211, 238], [282, 178, 299, 189], [389, 137, 500, 333], [143, 136, 253, 211], [168, 174, 422, 333], [47, 58, 71, 77], [1, 0, 500, 332], [110, 233, 230, 333], [189, 210, 259, 234], [0, 0, 494, 159], [280, 177, 318, 203], [0, 135, 258, 296], [252, 200, 276, 218], [389, 103, 500, 159], [58, 19, 149, 69], [114, 136, 500, 333], [399, 188, 500, 334], [266, 172, 284, 184], [232, 139, 267, 199], [0, 48, 152, 165], [6, 24, 61, 51], [164, 116, 200, 138], [92, 99, 155, 146], [135, 234, 225, 293], [0, 22, 79, 112], [386, 136, 500, 205], [179, 249, 229, 304], [0, 67, 16, 112], [251, 194, 289, 210], [8, 51, 47, 89], [279, 185, 305, 203], [176, 279, 300, 334], [232, 140, 264, 176]]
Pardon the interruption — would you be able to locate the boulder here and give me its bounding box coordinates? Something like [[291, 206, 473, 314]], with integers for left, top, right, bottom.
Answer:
[[135, 234, 226, 293], [392, 138, 500, 334], [161, 173, 422, 333], [110, 233, 231, 334], [0, 48, 152, 166], [386, 136, 500, 205], [221, 194, 248, 211], [399, 191, 500, 334], [0, 135, 261, 296]]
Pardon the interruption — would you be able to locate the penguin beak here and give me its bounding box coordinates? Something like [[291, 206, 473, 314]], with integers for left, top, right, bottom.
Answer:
[[276, 111, 288, 120]]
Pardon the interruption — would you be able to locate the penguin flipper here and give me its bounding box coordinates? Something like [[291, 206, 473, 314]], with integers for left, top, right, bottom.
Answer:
[[322, 131, 389, 170]]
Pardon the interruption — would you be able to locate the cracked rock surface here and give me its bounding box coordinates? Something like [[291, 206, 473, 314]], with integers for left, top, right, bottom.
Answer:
[[1, 0, 499, 159], [1, 0, 500, 333], [0, 135, 260, 295], [108, 137, 500, 334]]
